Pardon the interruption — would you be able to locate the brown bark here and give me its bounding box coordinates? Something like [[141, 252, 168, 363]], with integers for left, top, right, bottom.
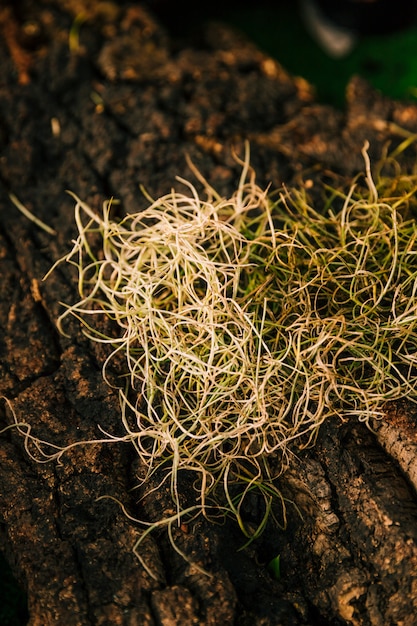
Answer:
[[1, 1, 417, 624]]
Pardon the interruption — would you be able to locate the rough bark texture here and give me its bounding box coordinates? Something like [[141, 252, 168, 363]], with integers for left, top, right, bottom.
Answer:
[[1, 1, 417, 625]]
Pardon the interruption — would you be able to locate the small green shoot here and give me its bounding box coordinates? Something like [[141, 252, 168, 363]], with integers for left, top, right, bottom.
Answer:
[[267, 554, 281, 580], [69, 13, 87, 53]]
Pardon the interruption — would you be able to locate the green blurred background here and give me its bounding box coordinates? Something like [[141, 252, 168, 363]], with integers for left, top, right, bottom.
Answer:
[[220, 3, 417, 107], [153, 0, 417, 108]]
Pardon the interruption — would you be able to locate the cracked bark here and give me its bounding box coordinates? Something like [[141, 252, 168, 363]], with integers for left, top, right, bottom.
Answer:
[[1, 1, 417, 624]]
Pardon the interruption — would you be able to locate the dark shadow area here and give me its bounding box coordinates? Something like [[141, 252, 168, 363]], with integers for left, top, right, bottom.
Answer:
[[0, 553, 28, 626]]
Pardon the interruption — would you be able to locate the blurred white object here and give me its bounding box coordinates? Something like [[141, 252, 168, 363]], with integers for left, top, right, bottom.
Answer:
[[301, 0, 357, 57]]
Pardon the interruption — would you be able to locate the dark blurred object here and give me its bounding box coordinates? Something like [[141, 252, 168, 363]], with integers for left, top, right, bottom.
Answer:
[[145, 0, 417, 56], [146, 0, 416, 36], [301, 0, 417, 57], [143, 0, 293, 36], [311, 0, 416, 35]]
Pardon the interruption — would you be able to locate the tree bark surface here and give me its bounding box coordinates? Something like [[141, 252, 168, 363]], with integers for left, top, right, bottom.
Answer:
[[1, 2, 417, 625]]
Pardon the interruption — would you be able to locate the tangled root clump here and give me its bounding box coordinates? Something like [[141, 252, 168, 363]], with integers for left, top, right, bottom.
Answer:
[[47, 143, 417, 553]]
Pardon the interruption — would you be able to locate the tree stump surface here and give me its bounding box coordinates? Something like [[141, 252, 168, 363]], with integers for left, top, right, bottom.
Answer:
[[1, 2, 417, 625]]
